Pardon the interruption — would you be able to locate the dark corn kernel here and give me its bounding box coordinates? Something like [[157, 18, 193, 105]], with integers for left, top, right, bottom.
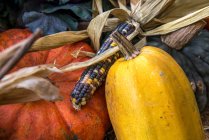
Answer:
[[71, 22, 135, 110]]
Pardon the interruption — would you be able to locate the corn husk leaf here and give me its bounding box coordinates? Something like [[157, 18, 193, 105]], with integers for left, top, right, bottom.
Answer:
[[71, 49, 95, 58], [157, 0, 209, 23], [118, 0, 131, 14], [18, 0, 209, 54], [0, 76, 62, 105], [94, 0, 103, 14], [131, 0, 174, 25], [104, 18, 122, 32], [130, 0, 140, 5], [30, 30, 88, 52], [0, 65, 62, 105], [141, 0, 209, 30], [130, 0, 140, 10], [0, 41, 24, 68], [144, 6, 209, 35], [109, 0, 119, 8], [87, 8, 130, 51], [37, 0, 209, 73], [61, 36, 146, 72], [61, 47, 119, 72]]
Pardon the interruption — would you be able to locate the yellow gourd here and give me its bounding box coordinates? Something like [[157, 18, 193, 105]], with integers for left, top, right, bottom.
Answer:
[[105, 32, 204, 140]]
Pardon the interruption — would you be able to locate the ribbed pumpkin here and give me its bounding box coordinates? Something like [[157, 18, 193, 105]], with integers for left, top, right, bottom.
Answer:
[[105, 42, 204, 139], [0, 29, 110, 140]]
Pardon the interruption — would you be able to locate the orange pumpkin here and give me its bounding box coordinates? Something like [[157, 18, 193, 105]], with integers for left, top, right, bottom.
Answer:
[[0, 29, 110, 140]]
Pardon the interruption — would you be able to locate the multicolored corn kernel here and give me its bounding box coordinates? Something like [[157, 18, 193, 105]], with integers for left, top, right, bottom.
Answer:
[[71, 22, 135, 110]]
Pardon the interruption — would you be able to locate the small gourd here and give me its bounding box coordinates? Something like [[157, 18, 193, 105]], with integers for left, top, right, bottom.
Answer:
[[105, 31, 204, 140]]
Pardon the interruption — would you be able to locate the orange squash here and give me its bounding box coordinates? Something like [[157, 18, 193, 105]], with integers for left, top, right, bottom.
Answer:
[[0, 29, 110, 140]]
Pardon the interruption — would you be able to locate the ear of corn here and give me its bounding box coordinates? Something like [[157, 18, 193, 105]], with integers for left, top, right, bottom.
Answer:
[[71, 22, 135, 110]]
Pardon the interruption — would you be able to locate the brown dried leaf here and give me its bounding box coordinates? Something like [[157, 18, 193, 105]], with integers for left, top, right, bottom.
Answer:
[[161, 21, 206, 50], [109, 0, 119, 8], [145, 6, 209, 35], [130, 0, 140, 5], [0, 65, 61, 86], [61, 35, 145, 72], [118, 0, 131, 14], [0, 76, 62, 105], [71, 47, 95, 58], [87, 9, 130, 51], [104, 18, 122, 32], [0, 41, 21, 68], [130, 0, 140, 10], [157, 0, 209, 23], [131, 0, 174, 25], [61, 47, 119, 72], [0, 65, 62, 105], [94, 0, 103, 14], [30, 30, 88, 52]]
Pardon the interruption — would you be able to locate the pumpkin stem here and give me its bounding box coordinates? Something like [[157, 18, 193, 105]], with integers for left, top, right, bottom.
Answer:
[[111, 31, 139, 60]]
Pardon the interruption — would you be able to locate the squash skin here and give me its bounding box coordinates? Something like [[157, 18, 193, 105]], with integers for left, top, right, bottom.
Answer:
[[105, 46, 204, 140], [147, 34, 208, 112]]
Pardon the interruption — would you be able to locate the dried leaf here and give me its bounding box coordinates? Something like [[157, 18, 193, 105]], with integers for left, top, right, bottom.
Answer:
[[104, 18, 122, 32], [71, 48, 95, 58], [30, 30, 88, 51], [130, 0, 140, 10], [0, 65, 61, 88], [157, 0, 209, 23], [130, 0, 140, 5], [144, 6, 209, 35], [87, 8, 130, 51], [0, 76, 62, 105], [0, 41, 22, 67], [118, 0, 131, 14], [161, 21, 206, 50], [109, 0, 119, 8], [94, 0, 103, 14], [0, 65, 62, 105], [61, 36, 145, 72], [0, 29, 42, 80], [61, 47, 119, 72], [131, 0, 174, 25], [92, 0, 99, 18]]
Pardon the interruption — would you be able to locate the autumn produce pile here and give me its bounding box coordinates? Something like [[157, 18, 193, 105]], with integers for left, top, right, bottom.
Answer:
[[1, 0, 209, 140]]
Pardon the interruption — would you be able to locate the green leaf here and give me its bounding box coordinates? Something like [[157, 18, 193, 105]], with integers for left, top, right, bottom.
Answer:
[[41, 2, 92, 21], [22, 11, 78, 35]]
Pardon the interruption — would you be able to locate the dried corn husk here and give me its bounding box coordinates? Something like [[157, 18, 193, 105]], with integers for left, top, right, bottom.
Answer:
[[62, 0, 209, 72], [30, 30, 88, 52], [27, 0, 209, 53], [0, 41, 24, 68], [0, 65, 62, 105], [87, 8, 130, 51]]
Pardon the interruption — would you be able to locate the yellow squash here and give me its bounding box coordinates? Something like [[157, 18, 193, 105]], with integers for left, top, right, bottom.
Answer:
[[105, 46, 204, 140]]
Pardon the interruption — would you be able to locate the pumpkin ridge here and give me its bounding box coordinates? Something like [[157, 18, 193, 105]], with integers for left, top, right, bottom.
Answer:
[[0, 104, 25, 140], [14, 105, 26, 139], [53, 102, 78, 139], [52, 102, 79, 139]]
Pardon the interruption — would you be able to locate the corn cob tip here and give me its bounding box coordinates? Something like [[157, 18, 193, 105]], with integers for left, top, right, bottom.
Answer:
[[71, 98, 81, 110], [70, 22, 136, 110]]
